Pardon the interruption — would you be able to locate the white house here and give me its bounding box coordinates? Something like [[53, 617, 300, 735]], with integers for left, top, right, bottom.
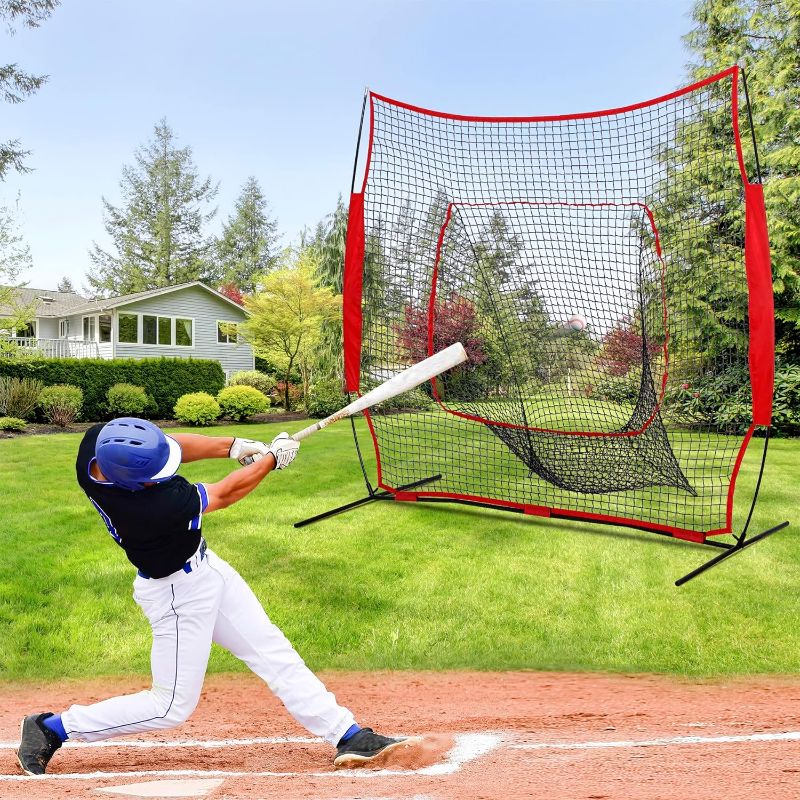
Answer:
[[1, 281, 254, 379]]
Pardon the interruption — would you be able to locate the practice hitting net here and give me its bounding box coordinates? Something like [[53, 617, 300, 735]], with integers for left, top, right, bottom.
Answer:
[[341, 66, 774, 543]]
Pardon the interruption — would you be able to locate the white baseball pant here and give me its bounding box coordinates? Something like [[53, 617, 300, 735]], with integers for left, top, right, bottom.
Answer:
[[61, 545, 355, 745]]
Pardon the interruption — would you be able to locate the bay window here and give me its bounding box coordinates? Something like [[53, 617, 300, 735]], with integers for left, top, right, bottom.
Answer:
[[117, 313, 193, 347]]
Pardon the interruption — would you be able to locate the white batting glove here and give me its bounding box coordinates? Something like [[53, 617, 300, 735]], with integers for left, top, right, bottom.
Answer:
[[229, 437, 270, 465], [268, 432, 300, 470]]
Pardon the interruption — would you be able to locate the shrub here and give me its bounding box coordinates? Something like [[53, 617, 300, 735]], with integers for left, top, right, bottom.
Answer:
[[665, 366, 748, 433], [0, 376, 45, 420], [307, 379, 345, 418], [107, 383, 149, 417], [0, 416, 26, 431], [228, 370, 276, 398], [273, 381, 303, 411], [663, 364, 800, 436], [593, 368, 642, 405], [174, 392, 221, 426], [772, 364, 800, 436], [0, 338, 44, 360], [38, 384, 83, 427], [217, 385, 269, 420], [0, 339, 22, 359], [379, 388, 435, 412], [0, 357, 225, 420]]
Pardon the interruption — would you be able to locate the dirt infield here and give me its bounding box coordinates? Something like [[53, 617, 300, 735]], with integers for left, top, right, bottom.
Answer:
[[1, 671, 799, 799]]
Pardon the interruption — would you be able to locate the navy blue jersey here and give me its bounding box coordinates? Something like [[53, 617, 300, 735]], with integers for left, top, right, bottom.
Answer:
[[76, 424, 208, 578]]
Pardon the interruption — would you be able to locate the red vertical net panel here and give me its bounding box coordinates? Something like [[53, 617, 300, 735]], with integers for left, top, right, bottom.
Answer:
[[343, 66, 774, 540]]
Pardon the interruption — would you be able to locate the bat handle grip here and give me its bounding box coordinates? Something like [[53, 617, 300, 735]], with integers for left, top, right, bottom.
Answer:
[[291, 421, 323, 442], [239, 422, 324, 466]]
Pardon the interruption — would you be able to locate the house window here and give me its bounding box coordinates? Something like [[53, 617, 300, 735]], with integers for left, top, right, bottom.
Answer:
[[142, 314, 174, 345], [16, 321, 36, 338], [83, 316, 96, 342], [176, 318, 193, 347], [217, 320, 239, 344], [142, 315, 157, 345], [116, 313, 193, 346], [99, 314, 112, 343], [118, 313, 138, 343], [158, 316, 172, 346], [59, 319, 70, 338]]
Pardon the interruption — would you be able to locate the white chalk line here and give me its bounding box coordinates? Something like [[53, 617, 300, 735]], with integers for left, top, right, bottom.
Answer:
[[511, 730, 800, 751], [0, 732, 503, 781], [4, 730, 795, 782]]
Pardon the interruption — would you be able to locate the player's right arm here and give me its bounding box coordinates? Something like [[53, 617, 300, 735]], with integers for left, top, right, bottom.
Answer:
[[204, 452, 276, 512], [171, 434, 271, 464], [203, 434, 299, 513]]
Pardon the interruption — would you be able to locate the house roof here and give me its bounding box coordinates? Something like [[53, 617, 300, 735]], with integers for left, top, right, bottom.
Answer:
[[0, 286, 89, 318], [2, 281, 247, 319], [64, 282, 248, 316]]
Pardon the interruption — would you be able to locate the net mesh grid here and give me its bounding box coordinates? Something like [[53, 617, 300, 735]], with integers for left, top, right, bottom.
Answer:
[[356, 72, 753, 535]]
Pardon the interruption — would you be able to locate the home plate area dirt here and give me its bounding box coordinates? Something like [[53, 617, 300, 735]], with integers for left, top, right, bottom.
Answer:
[[2, 672, 800, 799]]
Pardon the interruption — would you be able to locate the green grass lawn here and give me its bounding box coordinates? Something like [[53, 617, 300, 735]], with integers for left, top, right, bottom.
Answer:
[[0, 419, 796, 681]]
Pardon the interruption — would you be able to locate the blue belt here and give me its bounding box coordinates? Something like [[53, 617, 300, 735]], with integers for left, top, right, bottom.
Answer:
[[137, 540, 207, 580]]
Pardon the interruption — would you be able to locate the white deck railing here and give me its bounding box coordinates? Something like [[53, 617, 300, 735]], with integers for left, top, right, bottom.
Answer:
[[2, 337, 101, 359]]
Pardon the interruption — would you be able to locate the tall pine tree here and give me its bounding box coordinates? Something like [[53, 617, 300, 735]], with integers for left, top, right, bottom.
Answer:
[[683, 0, 800, 360], [0, 0, 58, 181], [215, 176, 279, 293], [87, 120, 218, 296], [307, 197, 348, 380], [306, 196, 384, 382]]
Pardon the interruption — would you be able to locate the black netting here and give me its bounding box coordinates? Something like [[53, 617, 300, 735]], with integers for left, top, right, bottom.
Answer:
[[353, 72, 755, 535]]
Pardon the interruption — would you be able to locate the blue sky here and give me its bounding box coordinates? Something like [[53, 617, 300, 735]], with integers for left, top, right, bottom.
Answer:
[[3, 0, 698, 292]]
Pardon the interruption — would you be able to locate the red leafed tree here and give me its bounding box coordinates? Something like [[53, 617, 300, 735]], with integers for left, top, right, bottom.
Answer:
[[599, 325, 659, 376], [396, 293, 486, 365], [218, 281, 244, 305]]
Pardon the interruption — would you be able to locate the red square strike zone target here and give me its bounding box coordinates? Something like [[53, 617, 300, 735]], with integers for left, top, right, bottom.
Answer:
[[341, 66, 775, 544]]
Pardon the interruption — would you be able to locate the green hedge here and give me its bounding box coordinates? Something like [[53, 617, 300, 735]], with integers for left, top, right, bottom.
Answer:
[[658, 364, 800, 437], [0, 358, 225, 421]]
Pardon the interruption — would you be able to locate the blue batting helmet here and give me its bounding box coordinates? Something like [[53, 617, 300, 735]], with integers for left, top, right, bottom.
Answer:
[[94, 418, 182, 491]]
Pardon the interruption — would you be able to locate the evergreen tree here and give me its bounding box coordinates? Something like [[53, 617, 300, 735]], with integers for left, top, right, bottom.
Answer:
[[306, 196, 385, 383], [216, 176, 279, 293], [57, 276, 75, 293], [680, 0, 800, 360], [0, 0, 58, 180], [87, 120, 218, 296], [472, 211, 550, 394], [308, 197, 348, 379]]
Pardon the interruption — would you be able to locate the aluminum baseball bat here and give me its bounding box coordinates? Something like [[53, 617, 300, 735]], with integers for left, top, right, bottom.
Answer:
[[241, 342, 468, 464]]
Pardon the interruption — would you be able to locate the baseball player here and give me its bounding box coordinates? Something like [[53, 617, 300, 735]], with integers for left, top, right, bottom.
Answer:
[[17, 417, 417, 775]]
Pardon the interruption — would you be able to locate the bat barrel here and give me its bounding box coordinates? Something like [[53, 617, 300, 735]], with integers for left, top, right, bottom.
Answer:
[[238, 343, 468, 464]]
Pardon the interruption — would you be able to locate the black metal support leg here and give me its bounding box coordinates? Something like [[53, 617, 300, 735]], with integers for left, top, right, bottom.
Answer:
[[675, 520, 789, 586], [294, 474, 442, 528]]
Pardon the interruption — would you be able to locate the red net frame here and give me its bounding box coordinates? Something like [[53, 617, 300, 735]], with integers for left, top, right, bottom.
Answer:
[[342, 66, 775, 544]]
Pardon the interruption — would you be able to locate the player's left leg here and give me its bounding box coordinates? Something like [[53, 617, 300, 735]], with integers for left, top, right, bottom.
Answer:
[[60, 563, 221, 743], [17, 549, 222, 774]]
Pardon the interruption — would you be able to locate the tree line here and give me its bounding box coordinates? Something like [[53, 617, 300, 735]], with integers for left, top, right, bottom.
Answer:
[[86, 119, 280, 298], [1, 0, 798, 416]]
